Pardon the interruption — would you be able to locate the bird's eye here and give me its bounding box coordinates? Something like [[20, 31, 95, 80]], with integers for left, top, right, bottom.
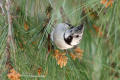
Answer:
[[75, 35, 79, 38]]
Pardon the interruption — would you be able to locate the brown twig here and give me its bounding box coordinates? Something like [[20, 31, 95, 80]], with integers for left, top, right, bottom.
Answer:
[[41, 5, 52, 32], [5, 0, 14, 70]]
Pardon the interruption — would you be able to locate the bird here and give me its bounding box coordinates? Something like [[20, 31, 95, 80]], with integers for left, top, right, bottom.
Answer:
[[51, 23, 84, 50]]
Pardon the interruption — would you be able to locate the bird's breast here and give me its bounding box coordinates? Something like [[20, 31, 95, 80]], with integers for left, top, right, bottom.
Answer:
[[53, 31, 73, 49]]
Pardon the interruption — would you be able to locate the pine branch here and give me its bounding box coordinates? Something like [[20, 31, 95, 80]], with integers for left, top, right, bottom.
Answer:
[[5, 0, 14, 70]]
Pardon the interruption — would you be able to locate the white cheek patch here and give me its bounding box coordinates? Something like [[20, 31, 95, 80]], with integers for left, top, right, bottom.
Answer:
[[71, 38, 81, 45], [71, 33, 83, 46]]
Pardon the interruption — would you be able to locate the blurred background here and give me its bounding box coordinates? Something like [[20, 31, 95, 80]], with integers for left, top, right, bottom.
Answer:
[[0, 0, 120, 80]]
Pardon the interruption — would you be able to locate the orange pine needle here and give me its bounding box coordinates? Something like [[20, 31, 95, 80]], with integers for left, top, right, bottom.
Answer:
[[101, 0, 107, 4], [7, 69, 21, 80], [75, 52, 83, 59], [74, 47, 84, 53], [24, 22, 29, 31], [100, 0, 114, 8], [38, 67, 42, 75], [74, 47, 84, 60], [53, 50, 68, 68], [54, 50, 59, 54], [93, 25, 103, 37], [70, 53, 76, 60], [105, 0, 114, 8]]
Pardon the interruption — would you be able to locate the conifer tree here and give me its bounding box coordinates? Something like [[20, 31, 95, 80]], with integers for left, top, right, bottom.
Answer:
[[0, 0, 120, 80]]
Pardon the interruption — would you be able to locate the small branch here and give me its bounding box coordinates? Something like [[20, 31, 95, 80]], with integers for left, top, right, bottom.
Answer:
[[5, 0, 14, 70], [41, 5, 52, 32], [6, 0, 16, 52], [6, 0, 12, 37]]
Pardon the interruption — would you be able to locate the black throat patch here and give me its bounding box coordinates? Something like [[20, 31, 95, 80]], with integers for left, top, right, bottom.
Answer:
[[63, 33, 73, 45]]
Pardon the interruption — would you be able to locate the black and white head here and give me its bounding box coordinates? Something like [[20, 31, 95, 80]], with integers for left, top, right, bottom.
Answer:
[[64, 24, 84, 46], [51, 23, 84, 49]]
